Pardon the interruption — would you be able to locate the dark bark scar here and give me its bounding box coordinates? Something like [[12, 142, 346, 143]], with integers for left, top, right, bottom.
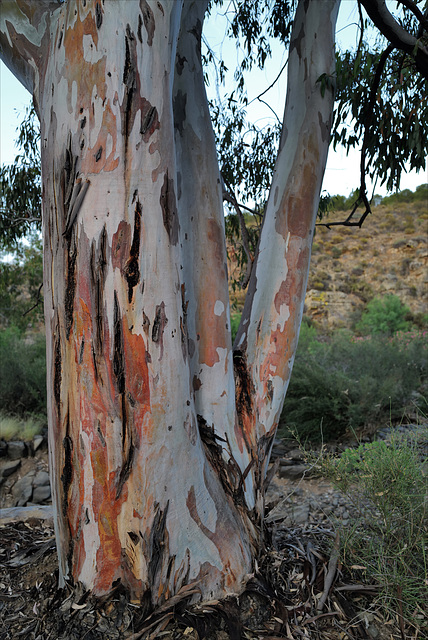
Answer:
[[148, 501, 169, 586], [95, 2, 103, 29], [124, 200, 142, 303], [65, 234, 77, 340], [160, 171, 179, 245], [139, 0, 155, 46], [61, 413, 73, 517]]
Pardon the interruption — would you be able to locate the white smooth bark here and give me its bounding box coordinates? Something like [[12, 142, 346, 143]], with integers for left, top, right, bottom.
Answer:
[[173, 0, 255, 509]]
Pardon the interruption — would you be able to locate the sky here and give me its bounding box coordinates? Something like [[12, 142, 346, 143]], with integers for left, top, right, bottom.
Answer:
[[0, 2, 426, 198]]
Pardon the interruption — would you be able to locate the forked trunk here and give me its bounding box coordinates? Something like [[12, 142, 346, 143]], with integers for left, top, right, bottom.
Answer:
[[0, 0, 339, 606]]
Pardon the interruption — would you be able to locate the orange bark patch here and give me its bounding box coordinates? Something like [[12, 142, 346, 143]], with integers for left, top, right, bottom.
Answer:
[[274, 279, 292, 314], [92, 450, 129, 593], [122, 324, 151, 422], [207, 218, 227, 282], [259, 325, 292, 388], [274, 130, 319, 241], [112, 221, 132, 271], [195, 218, 229, 366], [80, 102, 120, 174]]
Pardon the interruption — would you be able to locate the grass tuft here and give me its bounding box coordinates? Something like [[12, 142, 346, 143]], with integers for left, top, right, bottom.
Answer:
[[0, 412, 44, 441]]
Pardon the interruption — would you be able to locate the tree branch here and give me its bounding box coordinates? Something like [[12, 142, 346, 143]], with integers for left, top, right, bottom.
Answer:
[[356, 1, 365, 58], [0, 1, 61, 94], [233, 0, 340, 508], [360, 0, 428, 80]]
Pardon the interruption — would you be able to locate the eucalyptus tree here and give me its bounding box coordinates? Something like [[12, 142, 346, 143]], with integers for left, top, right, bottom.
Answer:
[[0, 0, 426, 610]]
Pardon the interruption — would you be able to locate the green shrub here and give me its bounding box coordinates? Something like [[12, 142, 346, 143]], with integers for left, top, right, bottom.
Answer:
[[356, 294, 411, 336], [279, 330, 427, 442], [0, 327, 47, 418], [313, 431, 428, 632]]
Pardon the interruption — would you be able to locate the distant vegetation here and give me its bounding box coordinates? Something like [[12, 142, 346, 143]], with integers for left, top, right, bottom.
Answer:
[[279, 318, 427, 442], [328, 182, 428, 212], [0, 326, 47, 419], [0, 235, 44, 332], [356, 294, 411, 336]]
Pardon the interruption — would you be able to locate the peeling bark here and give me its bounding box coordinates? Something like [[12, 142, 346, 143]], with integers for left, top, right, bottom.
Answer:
[[1, 0, 339, 606]]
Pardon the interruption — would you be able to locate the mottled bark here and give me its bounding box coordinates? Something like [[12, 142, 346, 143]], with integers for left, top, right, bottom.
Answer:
[[0, 0, 339, 607]]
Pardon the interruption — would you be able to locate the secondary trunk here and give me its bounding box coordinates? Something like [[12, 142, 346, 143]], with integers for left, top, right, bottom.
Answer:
[[0, 0, 339, 607]]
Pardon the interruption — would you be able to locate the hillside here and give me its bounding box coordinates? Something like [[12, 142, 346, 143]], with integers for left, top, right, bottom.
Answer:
[[230, 194, 427, 330]]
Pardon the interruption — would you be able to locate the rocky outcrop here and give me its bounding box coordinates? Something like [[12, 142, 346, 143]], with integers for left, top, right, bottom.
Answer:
[[0, 434, 51, 509]]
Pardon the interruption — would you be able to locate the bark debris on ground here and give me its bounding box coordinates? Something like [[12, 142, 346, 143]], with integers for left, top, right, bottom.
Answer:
[[0, 516, 422, 640]]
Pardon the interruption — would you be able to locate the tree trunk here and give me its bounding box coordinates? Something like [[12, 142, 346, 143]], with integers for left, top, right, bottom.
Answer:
[[0, 0, 339, 606]]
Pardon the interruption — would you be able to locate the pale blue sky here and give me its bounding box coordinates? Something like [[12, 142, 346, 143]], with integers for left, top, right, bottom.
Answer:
[[1, 1, 426, 197]]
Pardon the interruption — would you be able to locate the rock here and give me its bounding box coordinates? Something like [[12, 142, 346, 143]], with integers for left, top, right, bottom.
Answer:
[[0, 459, 21, 479], [266, 498, 310, 526], [34, 470, 50, 487], [7, 441, 27, 461], [0, 504, 53, 525], [279, 458, 296, 466], [367, 624, 380, 639], [278, 464, 308, 480], [33, 435, 45, 452], [288, 503, 310, 525], [12, 471, 35, 507], [32, 485, 52, 503], [287, 449, 305, 461], [292, 487, 304, 497], [0, 440, 7, 457]]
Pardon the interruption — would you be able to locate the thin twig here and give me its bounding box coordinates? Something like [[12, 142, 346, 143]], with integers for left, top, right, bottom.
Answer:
[[257, 97, 281, 124], [317, 532, 340, 611], [23, 283, 43, 316], [222, 176, 254, 287], [247, 60, 288, 107]]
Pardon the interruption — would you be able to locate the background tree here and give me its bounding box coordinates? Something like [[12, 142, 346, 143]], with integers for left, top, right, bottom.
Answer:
[[0, 105, 41, 248], [0, 0, 426, 614]]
